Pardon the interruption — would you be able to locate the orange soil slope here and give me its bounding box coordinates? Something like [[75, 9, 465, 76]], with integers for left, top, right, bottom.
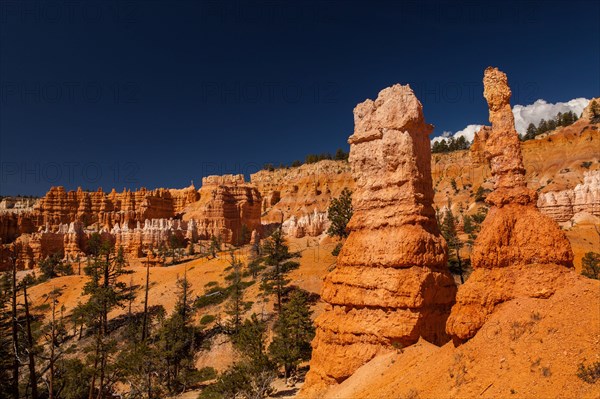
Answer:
[[324, 271, 600, 399]]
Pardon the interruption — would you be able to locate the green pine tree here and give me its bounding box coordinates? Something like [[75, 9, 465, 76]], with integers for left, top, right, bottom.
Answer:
[[326, 188, 353, 240], [440, 206, 466, 283], [258, 229, 300, 311], [524, 123, 537, 140], [82, 236, 134, 398], [225, 252, 248, 332], [155, 269, 200, 393], [268, 290, 315, 378], [581, 252, 600, 280]]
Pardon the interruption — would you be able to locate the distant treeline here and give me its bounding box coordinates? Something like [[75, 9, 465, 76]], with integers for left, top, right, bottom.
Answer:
[[431, 135, 470, 154], [431, 109, 586, 154], [263, 148, 349, 171], [522, 110, 579, 141]]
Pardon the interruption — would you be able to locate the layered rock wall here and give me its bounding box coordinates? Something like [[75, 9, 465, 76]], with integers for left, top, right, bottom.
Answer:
[[1, 177, 262, 269], [33, 185, 199, 231], [251, 160, 353, 236], [183, 175, 262, 245], [537, 170, 600, 222], [303, 84, 456, 393]]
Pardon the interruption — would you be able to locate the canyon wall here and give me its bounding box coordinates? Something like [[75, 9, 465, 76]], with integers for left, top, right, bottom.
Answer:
[[537, 170, 600, 222], [0, 176, 261, 269], [32, 185, 199, 231], [303, 84, 456, 394], [250, 160, 353, 236], [250, 118, 598, 239]]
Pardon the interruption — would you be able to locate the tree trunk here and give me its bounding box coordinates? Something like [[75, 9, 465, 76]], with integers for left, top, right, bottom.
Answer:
[[455, 247, 464, 284], [142, 256, 150, 342], [23, 283, 39, 399], [103, 253, 110, 333], [49, 290, 57, 399], [96, 351, 106, 399], [11, 254, 20, 399], [88, 332, 101, 399], [276, 262, 282, 312]]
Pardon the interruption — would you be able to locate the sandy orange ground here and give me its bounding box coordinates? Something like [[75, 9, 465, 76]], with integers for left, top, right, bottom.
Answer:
[[321, 272, 600, 399]]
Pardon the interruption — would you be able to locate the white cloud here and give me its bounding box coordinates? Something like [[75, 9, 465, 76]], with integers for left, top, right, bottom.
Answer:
[[431, 124, 483, 144], [512, 98, 589, 134], [432, 97, 590, 145]]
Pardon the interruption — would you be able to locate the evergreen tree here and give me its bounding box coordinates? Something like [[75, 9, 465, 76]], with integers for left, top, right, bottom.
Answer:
[[268, 290, 315, 379], [52, 359, 92, 399], [334, 148, 349, 161], [225, 252, 247, 332], [155, 269, 199, 393], [141, 253, 152, 342], [581, 252, 600, 280], [0, 272, 14, 395], [41, 287, 69, 399], [537, 118, 548, 134], [116, 341, 162, 399], [9, 245, 20, 399], [39, 252, 64, 280], [22, 277, 39, 399], [326, 188, 353, 240], [209, 235, 221, 259], [432, 139, 449, 153], [590, 99, 600, 120], [201, 314, 275, 399], [525, 123, 537, 140], [168, 234, 184, 264], [82, 236, 134, 398], [258, 229, 300, 311], [440, 207, 465, 283]]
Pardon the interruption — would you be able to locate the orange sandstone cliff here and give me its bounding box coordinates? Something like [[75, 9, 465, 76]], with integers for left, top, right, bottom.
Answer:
[[183, 174, 261, 245], [0, 177, 261, 269], [302, 84, 457, 394]]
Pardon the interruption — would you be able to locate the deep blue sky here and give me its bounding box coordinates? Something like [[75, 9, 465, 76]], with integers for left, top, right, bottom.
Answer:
[[1, 0, 598, 196]]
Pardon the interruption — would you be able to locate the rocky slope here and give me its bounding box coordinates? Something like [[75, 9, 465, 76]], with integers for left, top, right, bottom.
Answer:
[[302, 84, 457, 394], [250, 121, 598, 241], [323, 278, 600, 399]]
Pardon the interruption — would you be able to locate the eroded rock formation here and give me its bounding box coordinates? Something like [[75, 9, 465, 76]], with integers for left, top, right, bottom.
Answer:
[[537, 170, 600, 222], [112, 219, 195, 258], [33, 185, 199, 231], [251, 160, 353, 236], [183, 175, 261, 245], [1, 177, 262, 269], [446, 67, 575, 342], [303, 84, 456, 393], [281, 209, 328, 238]]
